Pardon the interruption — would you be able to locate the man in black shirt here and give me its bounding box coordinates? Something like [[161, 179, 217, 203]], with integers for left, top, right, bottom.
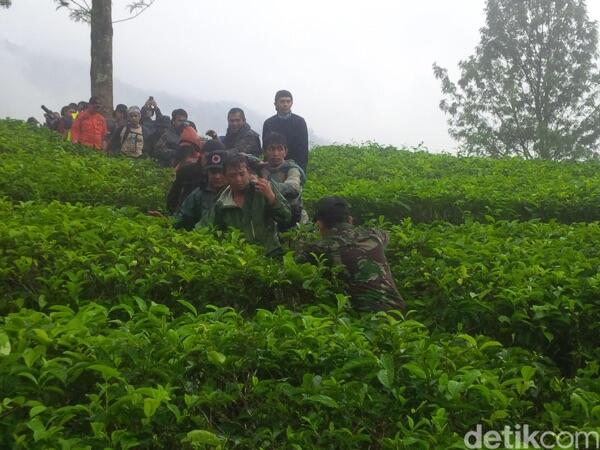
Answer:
[[262, 90, 309, 172]]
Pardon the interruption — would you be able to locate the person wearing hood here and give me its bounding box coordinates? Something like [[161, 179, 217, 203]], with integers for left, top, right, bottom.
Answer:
[[221, 108, 262, 156], [107, 106, 146, 158]]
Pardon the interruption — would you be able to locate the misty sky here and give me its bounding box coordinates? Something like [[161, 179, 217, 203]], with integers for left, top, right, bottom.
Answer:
[[1, 0, 600, 151]]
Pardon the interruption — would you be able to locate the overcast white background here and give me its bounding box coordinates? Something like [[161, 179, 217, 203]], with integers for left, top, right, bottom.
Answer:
[[1, 0, 600, 151]]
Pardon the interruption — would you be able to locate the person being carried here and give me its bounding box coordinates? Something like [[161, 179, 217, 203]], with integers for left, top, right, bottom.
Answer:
[[258, 132, 307, 229], [262, 90, 309, 171], [173, 150, 229, 230], [207, 107, 261, 156], [70, 96, 107, 151], [202, 153, 291, 255], [107, 106, 145, 158], [295, 197, 405, 312]]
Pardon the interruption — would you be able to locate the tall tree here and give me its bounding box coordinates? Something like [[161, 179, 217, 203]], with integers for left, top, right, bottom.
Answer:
[[434, 0, 600, 160], [54, 1, 155, 116]]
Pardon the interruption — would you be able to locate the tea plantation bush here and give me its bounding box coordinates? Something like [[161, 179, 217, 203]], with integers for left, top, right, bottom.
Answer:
[[0, 198, 335, 315], [1, 120, 600, 448], [0, 120, 171, 210], [2, 199, 598, 372], [385, 219, 600, 372], [1, 302, 598, 449], [305, 145, 600, 223]]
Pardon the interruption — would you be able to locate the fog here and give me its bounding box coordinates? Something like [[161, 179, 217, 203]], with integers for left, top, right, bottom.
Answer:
[[1, 0, 600, 151]]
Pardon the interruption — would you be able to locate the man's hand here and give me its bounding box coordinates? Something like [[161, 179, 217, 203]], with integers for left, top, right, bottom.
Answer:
[[253, 178, 276, 204]]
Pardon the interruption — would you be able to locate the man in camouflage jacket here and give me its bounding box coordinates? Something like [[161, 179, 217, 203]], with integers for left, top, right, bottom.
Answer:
[[296, 196, 405, 312]]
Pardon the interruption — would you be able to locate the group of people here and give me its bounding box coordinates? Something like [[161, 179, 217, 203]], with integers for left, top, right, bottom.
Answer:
[[41, 90, 405, 312]]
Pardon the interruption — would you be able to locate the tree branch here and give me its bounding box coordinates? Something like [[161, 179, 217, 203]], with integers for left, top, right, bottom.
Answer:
[[112, 0, 155, 24]]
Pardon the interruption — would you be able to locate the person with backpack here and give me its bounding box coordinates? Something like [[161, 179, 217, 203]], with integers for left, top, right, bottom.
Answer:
[[107, 106, 145, 158]]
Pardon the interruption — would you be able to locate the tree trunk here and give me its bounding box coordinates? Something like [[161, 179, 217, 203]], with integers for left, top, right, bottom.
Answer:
[[90, 0, 113, 117]]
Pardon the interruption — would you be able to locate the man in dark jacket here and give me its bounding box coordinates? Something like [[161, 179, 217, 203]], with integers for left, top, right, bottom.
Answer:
[[222, 108, 262, 156], [262, 90, 309, 172]]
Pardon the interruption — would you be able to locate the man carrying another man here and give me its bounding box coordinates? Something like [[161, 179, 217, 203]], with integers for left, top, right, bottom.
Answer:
[[202, 153, 291, 256]]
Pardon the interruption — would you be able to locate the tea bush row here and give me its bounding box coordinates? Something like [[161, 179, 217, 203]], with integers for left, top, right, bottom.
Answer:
[[383, 219, 600, 372], [0, 120, 171, 211], [1, 301, 599, 449], [304, 145, 600, 223], [4, 120, 600, 224], [0, 198, 336, 316], [2, 199, 599, 372]]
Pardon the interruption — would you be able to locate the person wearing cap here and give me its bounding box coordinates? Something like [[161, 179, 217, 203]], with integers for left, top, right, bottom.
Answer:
[[296, 197, 405, 312], [70, 96, 108, 151], [201, 152, 291, 255], [165, 129, 211, 213], [262, 90, 309, 172], [107, 106, 145, 157], [259, 132, 307, 230], [173, 150, 229, 230]]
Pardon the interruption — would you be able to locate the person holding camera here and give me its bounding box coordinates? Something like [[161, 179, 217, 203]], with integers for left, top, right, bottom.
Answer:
[[140, 96, 163, 133], [201, 153, 291, 255]]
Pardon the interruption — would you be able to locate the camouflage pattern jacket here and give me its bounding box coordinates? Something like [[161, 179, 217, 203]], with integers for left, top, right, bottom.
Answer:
[[173, 185, 222, 231], [224, 124, 262, 156], [296, 223, 405, 311]]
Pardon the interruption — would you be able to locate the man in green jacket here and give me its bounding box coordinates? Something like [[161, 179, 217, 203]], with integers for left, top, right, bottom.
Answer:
[[202, 153, 291, 255], [173, 150, 228, 230]]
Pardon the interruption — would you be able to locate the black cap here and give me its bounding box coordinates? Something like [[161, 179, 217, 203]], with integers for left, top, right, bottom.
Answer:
[[203, 139, 226, 153], [205, 150, 227, 169], [155, 115, 171, 128], [313, 196, 351, 223]]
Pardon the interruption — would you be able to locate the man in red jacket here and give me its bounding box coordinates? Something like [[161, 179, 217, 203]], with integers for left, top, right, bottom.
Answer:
[[71, 96, 108, 151]]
